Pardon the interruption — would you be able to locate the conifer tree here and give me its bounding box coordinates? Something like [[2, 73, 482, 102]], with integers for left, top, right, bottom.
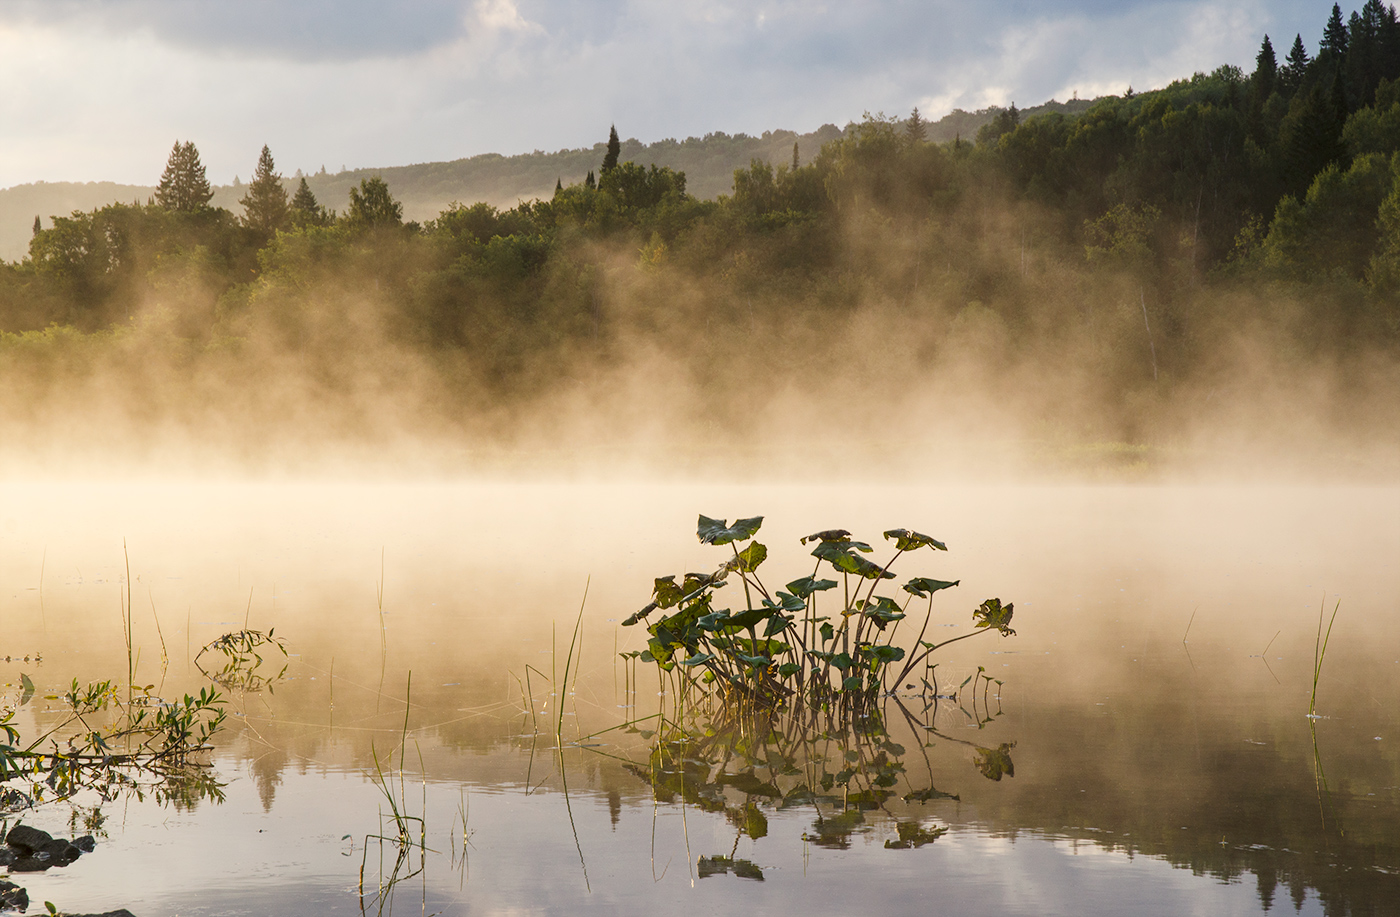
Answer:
[[289, 177, 330, 226], [240, 145, 290, 235], [1321, 4, 1349, 61], [1251, 35, 1278, 102], [601, 125, 621, 175], [585, 170, 596, 190], [792, 142, 800, 170], [555, 177, 563, 194], [905, 107, 928, 145], [155, 140, 214, 212], [1281, 34, 1311, 96], [31, 215, 40, 237]]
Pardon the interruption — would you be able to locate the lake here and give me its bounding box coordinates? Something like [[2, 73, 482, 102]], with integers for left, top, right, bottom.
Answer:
[[2, 479, 1397, 916]]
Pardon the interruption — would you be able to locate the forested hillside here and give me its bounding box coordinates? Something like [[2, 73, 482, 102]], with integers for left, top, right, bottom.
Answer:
[[0, 101, 1093, 262], [3, 2, 1398, 472]]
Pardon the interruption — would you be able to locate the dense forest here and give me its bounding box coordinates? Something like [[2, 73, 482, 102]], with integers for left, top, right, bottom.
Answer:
[[3, 2, 1400, 472]]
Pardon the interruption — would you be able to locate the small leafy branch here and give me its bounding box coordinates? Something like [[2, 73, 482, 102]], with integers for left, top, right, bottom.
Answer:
[[194, 628, 288, 693], [1, 679, 227, 813], [622, 515, 1015, 711]]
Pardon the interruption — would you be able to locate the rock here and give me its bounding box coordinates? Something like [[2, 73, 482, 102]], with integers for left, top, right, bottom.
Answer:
[[7, 855, 51, 873], [0, 880, 28, 913], [3, 824, 51, 855], [74, 834, 97, 853], [0, 846, 14, 867], [39, 837, 82, 866]]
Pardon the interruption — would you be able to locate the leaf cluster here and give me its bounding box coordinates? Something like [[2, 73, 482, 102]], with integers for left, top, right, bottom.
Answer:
[[622, 514, 1015, 711]]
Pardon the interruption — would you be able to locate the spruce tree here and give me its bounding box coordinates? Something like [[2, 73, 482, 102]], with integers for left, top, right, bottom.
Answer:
[[1321, 4, 1349, 60], [290, 177, 329, 226], [155, 140, 214, 212], [1281, 34, 1311, 96], [240, 145, 290, 235], [905, 107, 928, 145], [601, 126, 621, 175], [1251, 35, 1278, 102]]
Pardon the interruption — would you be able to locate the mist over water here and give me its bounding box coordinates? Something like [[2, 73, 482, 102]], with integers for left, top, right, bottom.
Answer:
[[1, 479, 1396, 914]]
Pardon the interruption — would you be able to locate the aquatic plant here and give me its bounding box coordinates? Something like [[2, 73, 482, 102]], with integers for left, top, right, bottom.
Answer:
[[359, 672, 431, 917], [622, 515, 1015, 713], [0, 678, 226, 813], [194, 628, 288, 693], [619, 684, 1010, 859]]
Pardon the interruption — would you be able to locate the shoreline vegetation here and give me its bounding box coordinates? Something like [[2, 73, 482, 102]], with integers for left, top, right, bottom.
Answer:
[[3, 4, 1400, 477]]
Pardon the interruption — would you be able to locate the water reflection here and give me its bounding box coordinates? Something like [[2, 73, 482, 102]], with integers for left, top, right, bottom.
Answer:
[[0, 480, 1396, 915]]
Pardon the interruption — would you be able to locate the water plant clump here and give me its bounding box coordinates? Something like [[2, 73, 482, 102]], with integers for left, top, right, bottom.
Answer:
[[0, 678, 227, 813], [194, 628, 288, 693], [622, 515, 1016, 714]]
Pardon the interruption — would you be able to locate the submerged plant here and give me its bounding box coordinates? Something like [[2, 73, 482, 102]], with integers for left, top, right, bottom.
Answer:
[[622, 515, 1016, 714]]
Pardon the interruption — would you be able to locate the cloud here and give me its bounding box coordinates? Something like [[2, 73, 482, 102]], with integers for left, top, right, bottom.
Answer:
[[0, 0, 477, 60], [0, 0, 1341, 189]]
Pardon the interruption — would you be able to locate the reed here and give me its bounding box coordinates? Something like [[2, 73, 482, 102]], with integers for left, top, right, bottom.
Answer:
[[1309, 598, 1341, 718]]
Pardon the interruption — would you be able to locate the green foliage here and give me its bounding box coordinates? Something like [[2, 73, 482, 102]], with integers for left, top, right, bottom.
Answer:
[[623, 514, 1015, 710], [155, 140, 214, 213], [346, 176, 404, 230], [240, 145, 290, 236], [1264, 153, 1398, 278], [1, 676, 227, 812], [194, 628, 289, 692]]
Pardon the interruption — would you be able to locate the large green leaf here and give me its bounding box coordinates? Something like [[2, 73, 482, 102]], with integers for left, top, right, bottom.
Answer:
[[973, 598, 1017, 636], [698, 514, 764, 545], [866, 644, 906, 664], [727, 606, 771, 630], [856, 595, 906, 629], [727, 541, 768, 573], [903, 577, 960, 598], [652, 576, 685, 608], [763, 591, 806, 613], [883, 529, 948, 552], [811, 541, 893, 580], [799, 529, 850, 545], [786, 576, 838, 599]]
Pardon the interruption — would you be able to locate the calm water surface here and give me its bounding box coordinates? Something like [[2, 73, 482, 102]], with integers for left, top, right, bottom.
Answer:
[[1, 480, 1397, 916]]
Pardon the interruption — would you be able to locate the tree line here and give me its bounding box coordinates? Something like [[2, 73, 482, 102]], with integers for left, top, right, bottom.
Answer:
[[2, 2, 1398, 443]]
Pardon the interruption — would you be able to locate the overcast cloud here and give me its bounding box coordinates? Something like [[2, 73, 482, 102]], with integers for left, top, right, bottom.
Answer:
[[0, 0, 1327, 186]]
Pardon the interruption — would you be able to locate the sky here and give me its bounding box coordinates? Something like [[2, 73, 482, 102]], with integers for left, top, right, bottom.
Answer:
[[0, 0, 1329, 187]]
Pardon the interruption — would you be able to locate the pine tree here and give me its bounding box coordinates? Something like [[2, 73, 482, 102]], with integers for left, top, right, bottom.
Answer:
[[1252, 35, 1278, 102], [555, 177, 563, 194], [585, 170, 596, 190], [240, 145, 290, 235], [601, 125, 621, 175], [32, 215, 40, 236], [905, 106, 928, 145], [1281, 34, 1311, 96], [155, 140, 214, 212], [791, 142, 800, 170]]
